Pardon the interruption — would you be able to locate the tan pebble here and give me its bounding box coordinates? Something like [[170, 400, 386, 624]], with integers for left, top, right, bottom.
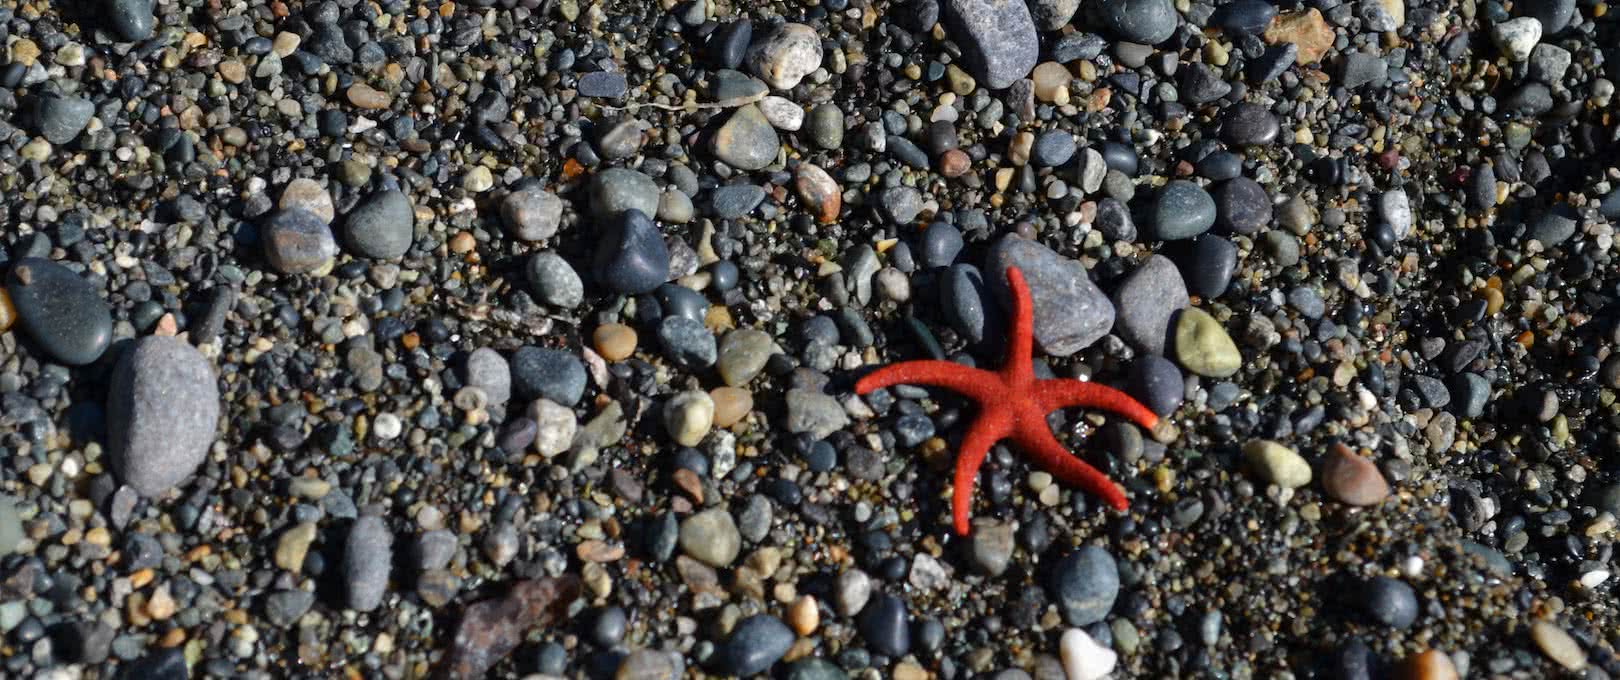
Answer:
[[893, 662, 930, 680], [1396, 649, 1458, 680], [1264, 9, 1336, 65], [576, 539, 625, 563], [346, 83, 392, 109], [787, 594, 820, 636], [449, 231, 476, 254], [593, 324, 637, 361], [146, 585, 176, 620], [710, 386, 753, 428], [1031, 62, 1070, 103], [1531, 620, 1587, 671], [1320, 442, 1390, 505]]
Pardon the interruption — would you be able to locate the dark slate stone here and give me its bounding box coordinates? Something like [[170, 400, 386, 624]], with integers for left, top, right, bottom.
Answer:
[[857, 593, 912, 657], [1360, 576, 1419, 629], [106, 0, 156, 42], [719, 615, 795, 676], [709, 19, 753, 69], [1098, 0, 1178, 44], [1211, 0, 1276, 34], [1129, 354, 1184, 416], [594, 209, 671, 294], [1220, 102, 1280, 146], [509, 346, 588, 406], [710, 184, 767, 219], [1213, 177, 1272, 235], [1146, 181, 1217, 240], [6, 258, 113, 366], [917, 221, 964, 268], [36, 95, 95, 145]]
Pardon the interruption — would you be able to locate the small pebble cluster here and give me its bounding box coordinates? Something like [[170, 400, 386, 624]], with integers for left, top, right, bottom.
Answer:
[[0, 0, 1619, 677]]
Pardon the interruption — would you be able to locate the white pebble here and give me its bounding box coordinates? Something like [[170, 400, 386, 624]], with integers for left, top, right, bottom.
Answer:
[[1490, 17, 1542, 62], [1060, 627, 1117, 680], [372, 413, 402, 440]]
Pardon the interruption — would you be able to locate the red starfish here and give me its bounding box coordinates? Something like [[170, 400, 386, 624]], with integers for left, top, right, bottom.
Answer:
[[856, 266, 1172, 535]]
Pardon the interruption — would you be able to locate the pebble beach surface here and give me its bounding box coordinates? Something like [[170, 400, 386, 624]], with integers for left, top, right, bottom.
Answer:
[[1, 0, 1619, 677]]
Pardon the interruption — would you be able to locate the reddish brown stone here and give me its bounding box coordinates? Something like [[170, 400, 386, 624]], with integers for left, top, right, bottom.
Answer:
[[938, 149, 971, 178], [1320, 443, 1390, 506], [794, 163, 841, 223], [442, 575, 580, 679]]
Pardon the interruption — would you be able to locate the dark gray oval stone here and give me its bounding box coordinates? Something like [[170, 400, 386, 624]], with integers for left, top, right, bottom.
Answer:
[[6, 258, 113, 365], [263, 209, 339, 274], [344, 189, 414, 259]]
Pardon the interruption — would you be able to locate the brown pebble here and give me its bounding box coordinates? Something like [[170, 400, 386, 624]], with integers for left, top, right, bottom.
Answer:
[[449, 231, 476, 254], [0, 288, 19, 332], [1320, 442, 1390, 506], [1396, 649, 1459, 680], [794, 163, 841, 224], [672, 468, 704, 503], [710, 386, 753, 428], [347, 82, 392, 109], [593, 323, 637, 361], [938, 148, 970, 177]]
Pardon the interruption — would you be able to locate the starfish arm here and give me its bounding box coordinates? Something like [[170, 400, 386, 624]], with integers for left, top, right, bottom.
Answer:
[[1012, 421, 1129, 511], [1001, 266, 1034, 380], [1033, 378, 1160, 432], [855, 360, 1002, 402], [949, 405, 1015, 535]]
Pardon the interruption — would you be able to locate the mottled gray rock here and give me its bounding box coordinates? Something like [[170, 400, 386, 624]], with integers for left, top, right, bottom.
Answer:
[[943, 0, 1040, 89], [1111, 254, 1189, 355], [345, 515, 393, 612], [985, 235, 1115, 356], [590, 168, 661, 219], [108, 337, 220, 497]]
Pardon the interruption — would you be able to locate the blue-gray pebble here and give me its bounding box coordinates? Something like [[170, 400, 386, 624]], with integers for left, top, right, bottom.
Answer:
[[1148, 181, 1217, 240], [658, 316, 718, 370], [942, 0, 1040, 89], [1049, 545, 1120, 626], [1099, 0, 1177, 44], [1128, 354, 1184, 417], [719, 615, 795, 676], [918, 222, 964, 268]]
